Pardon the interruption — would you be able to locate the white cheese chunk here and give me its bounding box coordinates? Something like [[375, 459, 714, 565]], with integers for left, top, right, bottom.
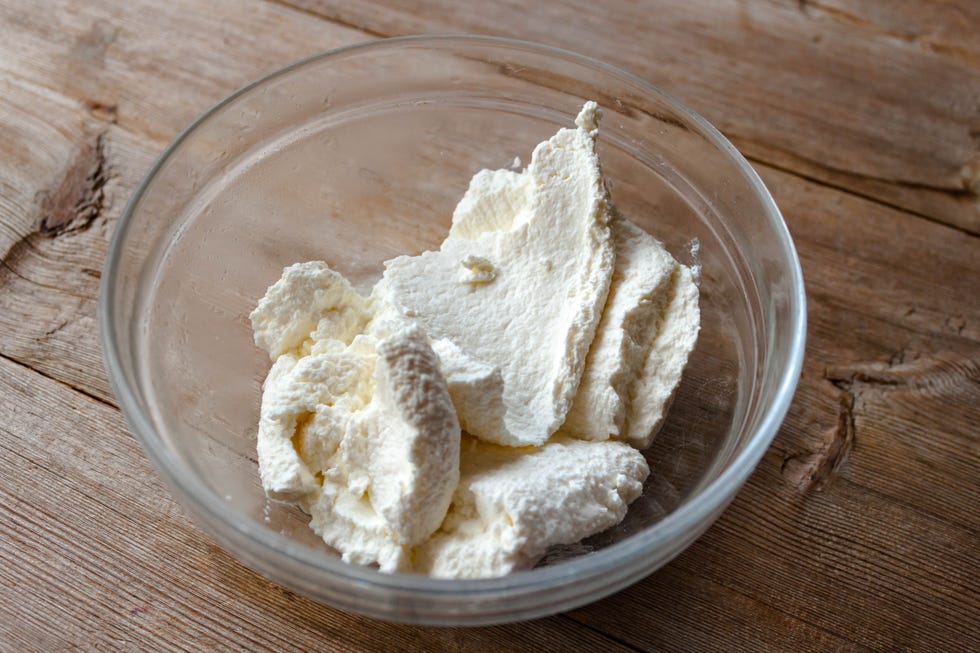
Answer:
[[252, 270, 460, 569], [250, 261, 370, 359], [256, 353, 315, 501], [458, 255, 497, 285], [303, 328, 459, 570], [307, 470, 409, 572], [380, 102, 615, 446], [257, 347, 373, 502], [621, 263, 700, 447], [358, 325, 460, 546], [562, 218, 679, 441], [430, 338, 506, 438], [416, 435, 649, 578], [250, 101, 699, 579], [448, 168, 530, 240]]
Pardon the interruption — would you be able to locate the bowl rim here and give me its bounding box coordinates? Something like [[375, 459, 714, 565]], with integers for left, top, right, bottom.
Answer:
[[100, 34, 806, 598]]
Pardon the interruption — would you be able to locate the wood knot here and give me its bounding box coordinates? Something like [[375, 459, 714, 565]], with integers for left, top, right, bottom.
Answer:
[[83, 99, 119, 124], [783, 351, 980, 493], [960, 159, 980, 197], [36, 132, 109, 238], [782, 390, 855, 492]]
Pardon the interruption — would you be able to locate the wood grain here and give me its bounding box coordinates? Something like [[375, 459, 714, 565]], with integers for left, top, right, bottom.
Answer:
[[281, 0, 980, 234], [0, 73, 152, 405], [0, 0, 978, 650], [0, 0, 366, 144]]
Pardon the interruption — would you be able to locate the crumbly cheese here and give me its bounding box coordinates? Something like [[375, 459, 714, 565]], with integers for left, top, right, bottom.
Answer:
[[429, 338, 506, 438], [250, 261, 369, 359], [621, 262, 700, 447], [562, 218, 681, 442], [380, 101, 615, 446], [252, 278, 459, 570], [257, 346, 371, 502], [360, 325, 460, 545], [249, 102, 699, 578], [458, 255, 497, 285], [256, 352, 316, 502], [416, 435, 648, 578]]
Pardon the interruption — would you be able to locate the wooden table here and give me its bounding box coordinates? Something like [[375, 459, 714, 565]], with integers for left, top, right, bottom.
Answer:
[[1, 1, 977, 650]]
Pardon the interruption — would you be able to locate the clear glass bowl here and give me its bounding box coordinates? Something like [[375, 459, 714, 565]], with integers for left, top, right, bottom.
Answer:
[[100, 35, 805, 625]]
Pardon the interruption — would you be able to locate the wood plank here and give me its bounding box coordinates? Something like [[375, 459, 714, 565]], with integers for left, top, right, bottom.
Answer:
[[571, 562, 871, 652], [1, 0, 978, 648], [280, 0, 980, 234], [0, 0, 367, 145], [671, 468, 980, 650], [0, 354, 635, 652], [0, 73, 158, 404], [567, 369, 979, 651], [1, 37, 978, 648], [0, 0, 370, 401], [1, 111, 975, 650], [799, 0, 980, 64]]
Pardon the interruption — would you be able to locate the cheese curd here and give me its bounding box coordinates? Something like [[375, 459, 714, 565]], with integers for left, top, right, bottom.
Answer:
[[381, 101, 616, 447], [416, 435, 648, 578], [249, 102, 700, 578]]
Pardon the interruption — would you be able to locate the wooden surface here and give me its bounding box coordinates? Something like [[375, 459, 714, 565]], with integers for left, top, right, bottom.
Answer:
[[1, 0, 977, 650]]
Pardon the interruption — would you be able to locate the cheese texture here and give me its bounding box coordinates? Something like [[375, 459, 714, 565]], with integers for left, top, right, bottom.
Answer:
[[249, 102, 699, 578], [416, 435, 647, 578], [563, 218, 701, 446], [252, 283, 459, 571], [621, 262, 700, 447], [251, 261, 370, 359], [380, 101, 616, 446]]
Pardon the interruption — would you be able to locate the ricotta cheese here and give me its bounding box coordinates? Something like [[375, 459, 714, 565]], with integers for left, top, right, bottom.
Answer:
[[304, 325, 460, 571], [416, 435, 648, 578], [250, 261, 369, 359], [360, 324, 460, 546], [562, 218, 689, 443], [252, 277, 459, 570], [621, 262, 700, 447], [380, 101, 616, 447], [249, 101, 700, 578]]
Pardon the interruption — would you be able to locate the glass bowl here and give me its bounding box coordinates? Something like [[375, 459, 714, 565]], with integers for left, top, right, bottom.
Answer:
[[100, 35, 805, 625]]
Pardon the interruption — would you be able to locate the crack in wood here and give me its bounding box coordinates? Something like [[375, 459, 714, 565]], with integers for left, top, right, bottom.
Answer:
[[0, 130, 111, 296], [803, 1, 916, 39], [82, 98, 119, 124], [0, 352, 118, 411], [785, 350, 980, 493], [0, 256, 93, 301], [42, 318, 70, 339], [745, 154, 979, 238], [481, 59, 695, 133], [37, 131, 109, 238], [827, 352, 980, 396], [736, 134, 980, 203], [781, 386, 855, 493], [799, 1, 980, 68], [269, 0, 388, 38]]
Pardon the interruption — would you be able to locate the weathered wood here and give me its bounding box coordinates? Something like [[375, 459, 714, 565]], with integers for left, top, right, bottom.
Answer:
[[7, 0, 978, 235], [0, 0, 367, 144], [0, 73, 158, 404], [281, 0, 980, 234], [0, 0, 978, 650]]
